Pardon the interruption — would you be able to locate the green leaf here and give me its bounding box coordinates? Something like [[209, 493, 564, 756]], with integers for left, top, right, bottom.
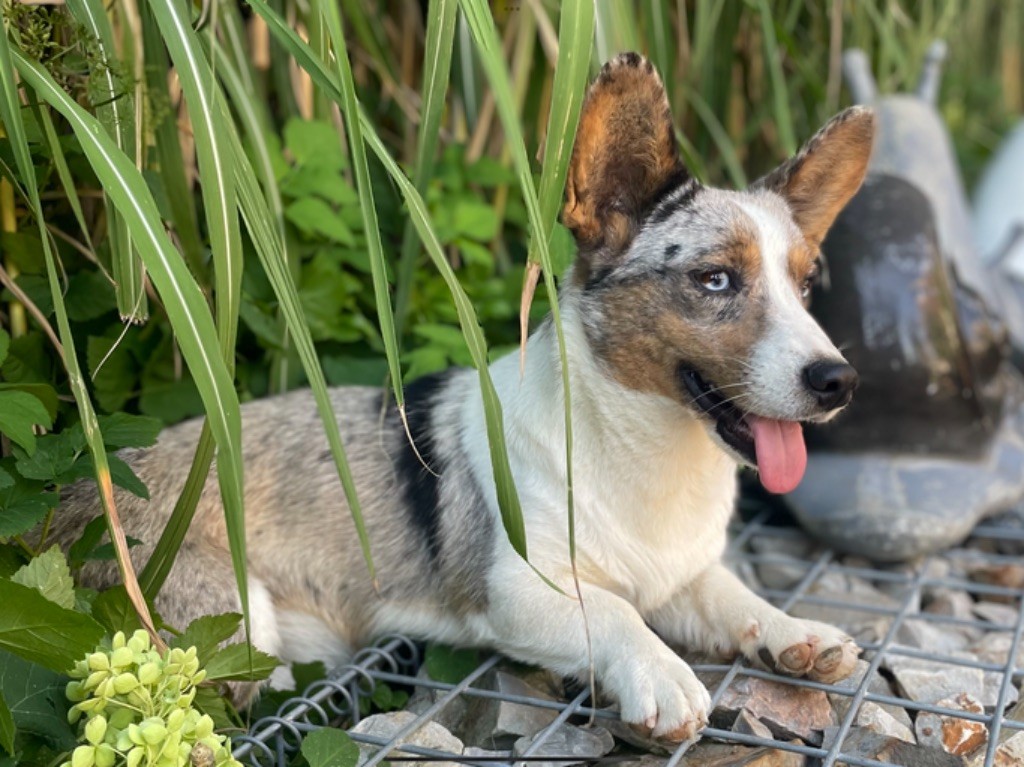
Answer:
[[192, 685, 235, 731], [95, 413, 162, 449], [0, 391, 52, 456], [10, 547, 74, 609], [0, 691, 13, 756], [0, 469, 12, 493], [424, 644, 480, 684], [172, 613, 241, 663], [283, 119, 347, 170], [66, 516, 105, 570], [65, 271, 116, 322], [285, 197, 356, 245], [106, 455, 149, 499], [203, 643, 278, 682], [300, 728, 360, 767], [87, 334, 138, 414], [0, 329, 8, 367], [12, 432, 83, 483], [0, 384, 58, 422], [280, 165, 359, 207], [0, 579, 104, 672], [0, 651, 74, 751], [0, 473, 59, 540], [452, 199, 499, 241], [90, 586, 146, 634]]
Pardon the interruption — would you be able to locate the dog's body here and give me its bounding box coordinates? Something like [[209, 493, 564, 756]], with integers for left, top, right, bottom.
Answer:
[[53, 54, 875, 740]]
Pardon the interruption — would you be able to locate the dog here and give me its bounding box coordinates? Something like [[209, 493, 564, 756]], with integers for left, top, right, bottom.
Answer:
[[54, 53, 874, 741]]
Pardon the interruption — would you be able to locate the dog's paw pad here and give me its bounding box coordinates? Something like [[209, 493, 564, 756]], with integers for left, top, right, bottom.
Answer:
[[778, 642, 814, 674]]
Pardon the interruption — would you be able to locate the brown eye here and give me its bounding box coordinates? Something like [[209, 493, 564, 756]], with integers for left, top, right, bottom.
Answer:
[[697, 270, 732, 293]]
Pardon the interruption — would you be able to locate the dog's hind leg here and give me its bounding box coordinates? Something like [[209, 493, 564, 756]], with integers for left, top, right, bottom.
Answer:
[[647, 563, 860, 683]]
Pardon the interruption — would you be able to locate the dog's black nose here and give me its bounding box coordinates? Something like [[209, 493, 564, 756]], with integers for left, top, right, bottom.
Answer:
[[803, 361, 858, 410]]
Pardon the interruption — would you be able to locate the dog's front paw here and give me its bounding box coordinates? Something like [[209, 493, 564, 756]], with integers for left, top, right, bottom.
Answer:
[[606, 651, 711, 742], [754, 617, 860, 684]]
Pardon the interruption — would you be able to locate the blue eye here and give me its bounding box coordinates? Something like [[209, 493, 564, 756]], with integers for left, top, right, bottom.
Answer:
[[698, 270, 732, 292]]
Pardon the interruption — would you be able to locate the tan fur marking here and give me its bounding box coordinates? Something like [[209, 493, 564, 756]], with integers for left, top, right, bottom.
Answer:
[[596, 278, 767, 403], [788, 243, 817, 283]]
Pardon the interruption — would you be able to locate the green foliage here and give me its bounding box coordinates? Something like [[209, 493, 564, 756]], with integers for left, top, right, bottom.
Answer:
[[62, 630, 242, 767], [424, 644, 482, 685], [300, 728, 359, 767]]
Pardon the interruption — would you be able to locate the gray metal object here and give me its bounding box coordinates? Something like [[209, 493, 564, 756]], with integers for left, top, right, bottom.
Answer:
[[233, 510, 1024, 767], [786, 43, 1024, 559]]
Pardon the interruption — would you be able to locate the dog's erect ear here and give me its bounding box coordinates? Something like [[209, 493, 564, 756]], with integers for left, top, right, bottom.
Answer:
[[755, 106, 876, 247], [563, 53, 691, 283]]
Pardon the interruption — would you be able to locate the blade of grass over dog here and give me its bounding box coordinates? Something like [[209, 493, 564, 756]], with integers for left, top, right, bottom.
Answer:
[[227, 137, 377, 585], [12, 50, 245, 638], [0, 38, 160, 646], [139, 425, 215, 599], [147, 0, 249, 625], [523, 0, 593, 348], [65, 0, 147, 323], [528, 0, 592, 564], [315, 0, 404, 410], [459, 0, 576, 556], [362, 124, 528, 559], [393, 0, 458, 340]]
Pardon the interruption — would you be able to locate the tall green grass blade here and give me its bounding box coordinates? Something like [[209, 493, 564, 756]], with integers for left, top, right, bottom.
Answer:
[[530, 0, 593, 564], [685, 89, 747, 187], [140, 3, 205, 278], [31, 101, 98, 262], [593, 0, 641, 66], [314, 0, 404, 406], [756, 0, 797, 156], [458, 0, 577, 557], [0, 34, 157, 640], [139, 426, 215, 600], [65, 0, 147, 323], [146, 0, 249, 621], [12, 49, 245, 632], [210, 38, 294, 392], [394, 0, 458, 339], [227, 137, 378, 585]]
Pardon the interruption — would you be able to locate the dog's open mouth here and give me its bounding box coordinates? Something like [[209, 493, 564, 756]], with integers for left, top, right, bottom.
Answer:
[[680, 367, 807, 495]]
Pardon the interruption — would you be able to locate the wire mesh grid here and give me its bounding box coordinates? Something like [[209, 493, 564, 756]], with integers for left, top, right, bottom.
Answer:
[[233, 509, 1024, 766]]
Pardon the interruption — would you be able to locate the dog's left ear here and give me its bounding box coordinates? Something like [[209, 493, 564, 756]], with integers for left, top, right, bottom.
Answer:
[[755, 106, 876, 247], [563, 53, 691, 284]]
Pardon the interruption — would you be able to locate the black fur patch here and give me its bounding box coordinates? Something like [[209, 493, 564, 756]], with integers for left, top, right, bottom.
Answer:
[[392, 371, 451, 564], [648, 181, 701, 225], [664, 244, 680, 259]]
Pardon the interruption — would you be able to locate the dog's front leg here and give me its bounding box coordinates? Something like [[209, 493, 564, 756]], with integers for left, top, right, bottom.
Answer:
[[648, 564, 859, 683], [485, 572, 710, 741]]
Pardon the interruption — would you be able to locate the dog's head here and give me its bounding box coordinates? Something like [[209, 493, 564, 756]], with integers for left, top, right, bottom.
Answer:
[[562, 53, 875, 494]]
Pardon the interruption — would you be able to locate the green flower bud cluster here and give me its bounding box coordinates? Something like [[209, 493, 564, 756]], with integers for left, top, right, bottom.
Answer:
[[61, 630, 242, 767]]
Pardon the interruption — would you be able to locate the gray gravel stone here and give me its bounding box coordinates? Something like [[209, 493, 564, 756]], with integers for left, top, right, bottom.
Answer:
[[512, 723, 614, 767], [915, 693, 988, 757], [351, 711, 464, 767]]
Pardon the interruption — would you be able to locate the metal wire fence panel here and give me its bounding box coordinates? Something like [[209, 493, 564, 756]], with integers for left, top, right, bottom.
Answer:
[[234, 511, 1024, 766]]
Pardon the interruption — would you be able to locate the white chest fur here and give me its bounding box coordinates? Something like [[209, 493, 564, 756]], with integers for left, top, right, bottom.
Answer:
[[461, 306, 739, 615]]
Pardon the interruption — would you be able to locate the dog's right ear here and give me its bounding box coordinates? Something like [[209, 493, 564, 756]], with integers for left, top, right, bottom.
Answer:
[[563, 53, 692, 285]]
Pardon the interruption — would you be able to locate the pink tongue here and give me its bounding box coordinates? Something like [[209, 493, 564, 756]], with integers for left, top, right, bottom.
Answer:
[[747, 416, 807, 495]]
